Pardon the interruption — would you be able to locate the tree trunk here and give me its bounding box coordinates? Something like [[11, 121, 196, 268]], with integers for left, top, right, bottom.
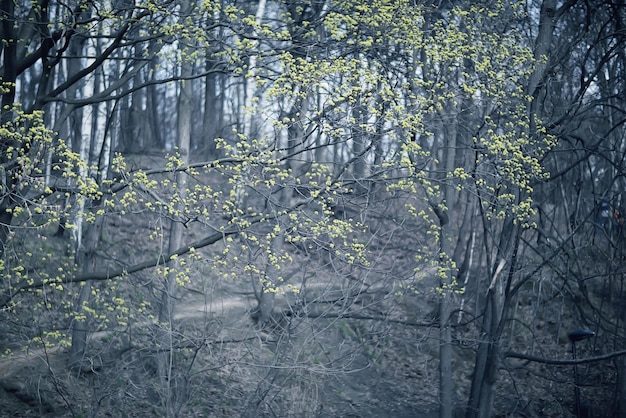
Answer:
[[439, 218, 454, 418], [68, 218, 100, 370], [466, 218, 520, 418], [620, 293, 626, 416], [156, 21, 193, 416], [527, 0, 557, 101], [255, 228, 285, 326], [146, 59, 164, 150], [466, 288, 499, 418], [67, 13, 108, 367], [0, 0, 18, 259], [201, 59, 220, 158], [242, 0, 266, 140], [439, 101, 460, 418]]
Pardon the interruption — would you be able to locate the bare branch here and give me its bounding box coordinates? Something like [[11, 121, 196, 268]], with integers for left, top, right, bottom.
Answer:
[[0, 222, 245, 308], [505, 349, 626, 365]]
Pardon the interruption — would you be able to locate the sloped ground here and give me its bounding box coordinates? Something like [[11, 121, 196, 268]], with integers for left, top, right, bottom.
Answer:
[[0, 265, 617, 417], [0, 225, 449, 418], [0, 156, 621, 417], [0, 281, 441, 417]]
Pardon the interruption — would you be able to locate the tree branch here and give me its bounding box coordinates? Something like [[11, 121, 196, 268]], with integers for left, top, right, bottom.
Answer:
[[0, 221, 249, 308], [1, 194, 313, 308], [41, 14, 145, 101], [505, 349, 626, 365]]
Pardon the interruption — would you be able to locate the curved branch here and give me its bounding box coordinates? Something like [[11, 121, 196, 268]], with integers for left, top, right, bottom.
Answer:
[[0, 221, 249, 308], [1, 195, 313, 308], [41, 65, 229, 108], [41, 12, 149, 102], [505, 349, 626, 365]]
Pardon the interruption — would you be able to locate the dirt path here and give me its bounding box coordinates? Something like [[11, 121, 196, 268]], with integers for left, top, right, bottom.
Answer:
[[0, 291, 256, 379], [172, 291, 253, 320]]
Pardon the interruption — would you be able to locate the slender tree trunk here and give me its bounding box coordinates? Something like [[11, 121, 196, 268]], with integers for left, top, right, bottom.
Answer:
[[69, 74, 106, 368], [527, 0, 557, 103], [255, 223, 285, 325], [156, 24, 193, 416], [68, 215, 102, 370], [467, 284, 502, 418], [254, 88, 303, 326], [66, 14, 99, 366], [202, 67, 219, 158], [438, 101, 460, 418], [439, 219, 454, 418], [351, 86, 367, 191], [0, 0, 18, 259], [466, 219, 520, 418], [69, 72, 114, 368], [147, 58, 163, 150], [616, 273, 626, 416], [242, 0, 266, 139]]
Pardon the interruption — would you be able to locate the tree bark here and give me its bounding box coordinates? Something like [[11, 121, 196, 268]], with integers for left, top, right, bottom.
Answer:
[[439, 101, 460, 418], [68, 35, 101, 372], [255, 225, 285, 326], [156, 13, 194, 414], [68, 215, 101, 371], [242, 0, 266, 140], [466, 221, 520, 418], [0, 0, 18, 259], [466, 288, 500, 418], [201, 55, 221, 159], [439, 217, 454, 418]]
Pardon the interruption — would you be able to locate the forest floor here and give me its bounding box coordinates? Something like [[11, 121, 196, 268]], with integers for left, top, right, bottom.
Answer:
[[0, 276, 446, 417], [0, 155, 600, 417]]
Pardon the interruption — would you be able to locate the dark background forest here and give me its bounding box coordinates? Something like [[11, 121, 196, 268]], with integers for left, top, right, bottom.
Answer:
[[0, 0, 625, 417]]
